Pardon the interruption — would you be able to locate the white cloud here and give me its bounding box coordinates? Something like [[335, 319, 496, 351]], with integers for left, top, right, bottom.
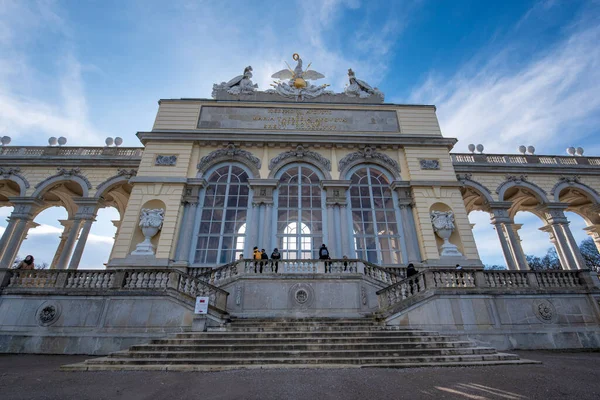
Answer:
[[409, 18, 600, 154], [0, 1, 103, 145]]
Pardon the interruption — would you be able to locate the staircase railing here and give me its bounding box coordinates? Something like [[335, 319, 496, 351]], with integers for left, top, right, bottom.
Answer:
[[0, 268, 229, 312], [376, 268, 597, 313]]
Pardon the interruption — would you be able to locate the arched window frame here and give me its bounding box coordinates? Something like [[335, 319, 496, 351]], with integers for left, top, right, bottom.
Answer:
[[190, 162, 254, 266], [344, 164, 408, 265], [272, 163, 328, 260]]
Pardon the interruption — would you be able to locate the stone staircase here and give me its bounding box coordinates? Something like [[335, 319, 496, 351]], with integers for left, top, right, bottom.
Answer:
[[63, 318, 537, 371]]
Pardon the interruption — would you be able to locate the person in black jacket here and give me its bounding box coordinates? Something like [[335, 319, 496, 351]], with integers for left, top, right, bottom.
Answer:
[[270, 248, 281, 273], [260, 249, 268, 273], [406, 263, 418, 278], [319, 244, 331, 272]]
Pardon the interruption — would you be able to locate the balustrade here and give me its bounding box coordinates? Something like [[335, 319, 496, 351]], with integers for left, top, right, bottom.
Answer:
[[484, 271, 530, 288], [65, 271, 114, 289]]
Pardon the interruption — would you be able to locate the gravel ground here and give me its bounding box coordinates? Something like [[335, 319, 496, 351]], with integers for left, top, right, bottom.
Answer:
[[0, 351, 599, 400]]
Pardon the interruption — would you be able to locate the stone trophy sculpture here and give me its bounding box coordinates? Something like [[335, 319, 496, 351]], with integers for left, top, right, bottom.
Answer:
[[344, 68, 384, 100], [430, 211, 463, 257], [131, 208, 165, 255], [267, 53, 333, 100], [212, 66, 258, 97]]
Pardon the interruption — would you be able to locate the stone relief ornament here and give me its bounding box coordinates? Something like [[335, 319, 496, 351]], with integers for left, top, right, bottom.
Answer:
[[35, 167, 92, 190], [344, 68, 384, 100], [0, 167, 30, 188], [533, 299, 557, 323], [269, 145, 331, 171], [36, 302, 61, 326], [338, 146, 400, 175], [430, 211, 463, 257], [155, 155, 177, 166], [266, 53, 333, 100], [197, 144, 261, 174], [212, 66, 258, 98], [131, 208, 165, 255], [420, 159, 440, 170]]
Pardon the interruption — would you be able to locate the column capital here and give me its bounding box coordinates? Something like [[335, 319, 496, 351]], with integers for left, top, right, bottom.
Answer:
[[73, 197, 104, 220], [7, 197, 44, 219], [536, 202, 570, 225], [248, 179, 278, 206], [321, 180, 350, 207], [488, 202, 513, 224]]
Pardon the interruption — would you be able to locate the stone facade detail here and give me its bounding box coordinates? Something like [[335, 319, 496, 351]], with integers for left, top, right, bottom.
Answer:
[[131, 208, 164, 256], [430, 211, 463, 257], [533, 299, 557, 324], [419, 159, 440, 170], [197, 144, 261, 174], [155, 155, 177, 166], [36, 302, 61, 326], [338, 147, 400, 175], [0, 167, 29, 189], [35, 167, 92, 190], [288, 283, 315, 310], [269, 145, 331, 172], [212, 66, 258, 98]]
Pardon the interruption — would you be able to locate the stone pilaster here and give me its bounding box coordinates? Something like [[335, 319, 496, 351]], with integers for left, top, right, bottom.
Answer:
[[173, 181, 205, 266], [391, 181, 421, 264], [248, 179, 278, 252], [321, 180, 351, 259]]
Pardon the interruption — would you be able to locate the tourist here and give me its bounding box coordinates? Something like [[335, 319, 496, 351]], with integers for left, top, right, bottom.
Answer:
[[253, 246, 262, 273], [455, 264, 463, 270], [342, 255, 349, 272], [16, 255, 35, 270], [270, 248, 281, 273], [238, 254, 244, 261], [406, 263, 417, 278], [319, 244, 331, 272], [260, 249, 268, 273]]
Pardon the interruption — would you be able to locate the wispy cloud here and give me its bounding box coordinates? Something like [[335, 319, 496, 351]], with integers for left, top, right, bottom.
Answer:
[[0, 0, 103, 145], [409, 13, 600, 154]]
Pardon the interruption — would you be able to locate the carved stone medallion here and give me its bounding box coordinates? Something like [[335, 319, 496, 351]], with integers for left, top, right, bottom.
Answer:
[[288, 283, 315, 310], [36, 302, 61, 327], [532, 299, 557, 324]]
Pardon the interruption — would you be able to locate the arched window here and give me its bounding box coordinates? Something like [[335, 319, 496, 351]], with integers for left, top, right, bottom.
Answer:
[[349, 167, 401, 264], [277, 165, 323, 259], [194, 165, 249, 264]]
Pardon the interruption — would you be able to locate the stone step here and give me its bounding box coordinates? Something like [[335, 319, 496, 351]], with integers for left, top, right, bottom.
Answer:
[[130, 341, 473, 352], [228, 320, 380, 326], [173, 330, 442, 339], [149, 335, 460, 345], [224, 325, 393, 332], [109, 347, 497, 359], [84, 353, 520, 366], [64, 357, 539, 372]]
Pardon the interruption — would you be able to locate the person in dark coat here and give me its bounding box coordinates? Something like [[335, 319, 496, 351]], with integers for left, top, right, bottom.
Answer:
[[16, 255, 35, 270], [405, 263, 418, 278], [270, 248, 281, 273], [319, 244, 331, 272], [260, 249, 268, 273]]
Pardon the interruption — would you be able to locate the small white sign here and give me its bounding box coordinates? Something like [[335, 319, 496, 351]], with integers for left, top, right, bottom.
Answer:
[[194, 296, 209, 314]]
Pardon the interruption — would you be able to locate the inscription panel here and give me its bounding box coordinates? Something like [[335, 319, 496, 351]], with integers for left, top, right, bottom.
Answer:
[[198, 106, 399, 132]]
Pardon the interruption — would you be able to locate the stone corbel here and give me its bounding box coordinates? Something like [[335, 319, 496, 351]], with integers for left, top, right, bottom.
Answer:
[[182, 179, 207, 205], [390, 181, 413, 208], [321, 180, 351, 207]]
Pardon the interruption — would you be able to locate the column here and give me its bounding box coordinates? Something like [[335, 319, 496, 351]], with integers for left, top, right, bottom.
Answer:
[[339, 204, 350, 257], [326, 204, 336, 256], [489, 203, 526, 270], [247, 179, 278, 254], [540, 226, 569, 268], [391, 182, 421, 264], [0, 217, 19, 260], [68, 219, 94, 269], [504, 223, 529, 270], [539, 203, 585, 270], [583, 224, 600, 253], [50, 220, 75, 269], [57, 198, 102, 270], [0, 198, 42, 269], [263, 204, 273, 251]]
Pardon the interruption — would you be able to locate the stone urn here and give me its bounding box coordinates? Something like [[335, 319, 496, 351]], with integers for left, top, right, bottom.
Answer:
[[131, 208, 165, 255], [430, 211, 463, 257]]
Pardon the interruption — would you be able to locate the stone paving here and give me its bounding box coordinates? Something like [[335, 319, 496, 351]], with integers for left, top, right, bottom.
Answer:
[[1, 351, 599, 399]]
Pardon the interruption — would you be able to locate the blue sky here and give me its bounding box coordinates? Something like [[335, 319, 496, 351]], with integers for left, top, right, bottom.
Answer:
[[0, 0, 599, 268]]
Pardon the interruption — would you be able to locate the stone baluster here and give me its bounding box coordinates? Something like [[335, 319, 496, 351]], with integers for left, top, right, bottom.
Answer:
[[0, 198, 43, 269], [538, 203, 586, 270]]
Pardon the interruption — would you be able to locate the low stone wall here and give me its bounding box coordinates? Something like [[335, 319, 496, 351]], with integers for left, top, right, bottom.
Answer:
[[0, 294, 195, 354], [381, 269, 600, 350]]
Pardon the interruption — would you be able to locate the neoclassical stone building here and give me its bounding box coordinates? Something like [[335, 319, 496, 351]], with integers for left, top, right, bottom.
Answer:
[[0, 59, 599, 360]]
